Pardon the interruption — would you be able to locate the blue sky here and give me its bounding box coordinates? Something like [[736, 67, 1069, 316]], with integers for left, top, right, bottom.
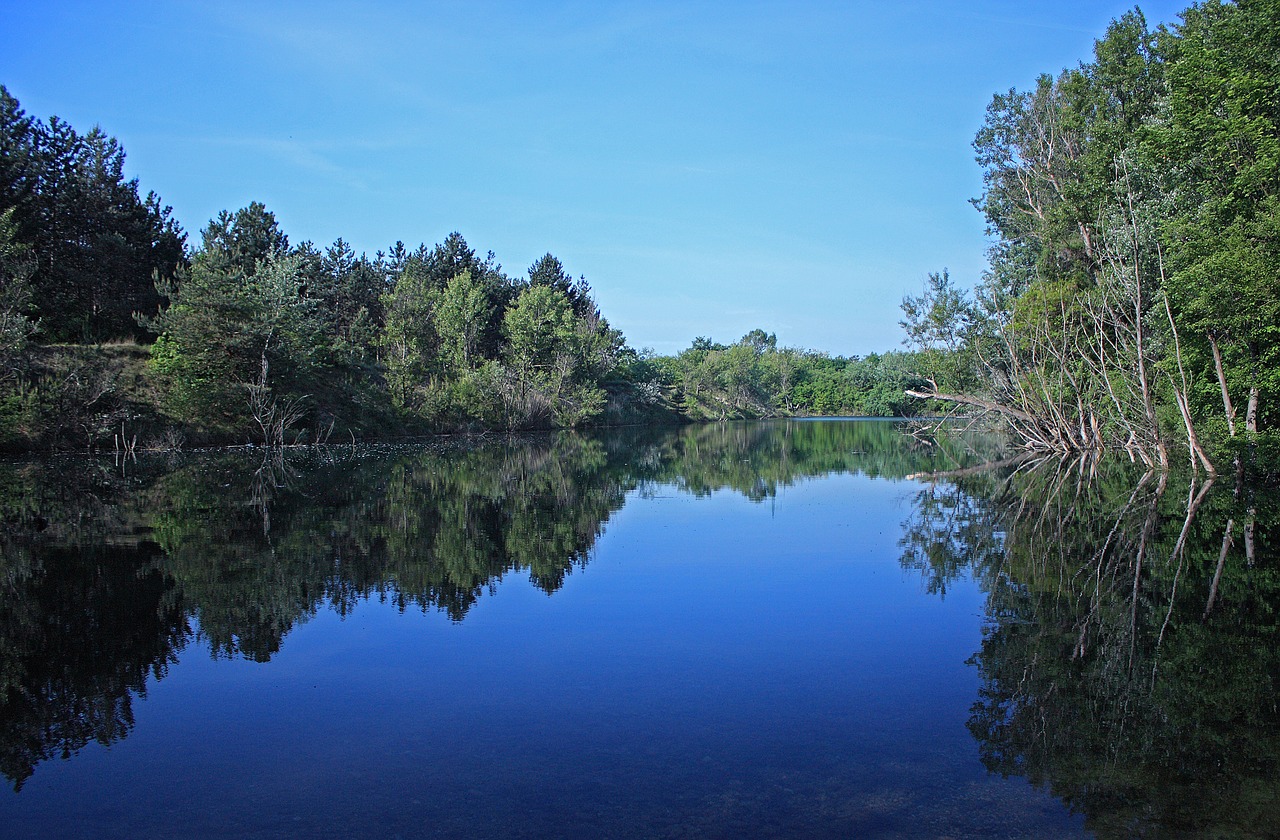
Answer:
[[1, 0, 1189, 356]]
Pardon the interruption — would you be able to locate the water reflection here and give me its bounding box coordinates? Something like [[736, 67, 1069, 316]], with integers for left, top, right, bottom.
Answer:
[[901, 455, 1280, 837], [0, 420, 981, 790], [4, 420, 1275, 836], [151, 433, 627, 654]]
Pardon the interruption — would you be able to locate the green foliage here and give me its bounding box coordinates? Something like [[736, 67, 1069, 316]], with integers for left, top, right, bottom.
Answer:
[[527, 252, 594, 317], [0, 86, 185, 342], [500, 283, 622, 427], [147, 227, 323, 435], [4, 0, 1278, 456], [899, 269, 979, 392], [658, 332, 927, 420], [0, 85, 955, 443], [0, 207, 36, 355], [371, 242, 624, 430], [436, 269, 492, 373], [502, 284, 574, 381], [193, 201, 288, 279], [377, 261, 442, 417], [0, 379, 40, 449], [0, 342, 164, 452], [1155, 0, 1280, 431], [917, 0, 1280, 460]]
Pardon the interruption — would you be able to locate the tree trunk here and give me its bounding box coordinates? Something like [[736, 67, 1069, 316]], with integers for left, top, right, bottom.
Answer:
[[903, 388, 1043, 430], [1163, 297, 1212, 473], [1245, 508, 1256, 567], [1203, 519, 1233, 620], [1209, 332, 1236, 436], [1246, 386, 1258, 433]]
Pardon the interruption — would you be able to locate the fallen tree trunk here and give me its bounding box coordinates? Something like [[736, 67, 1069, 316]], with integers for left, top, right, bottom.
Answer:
[[905, 388, 1071, 452]]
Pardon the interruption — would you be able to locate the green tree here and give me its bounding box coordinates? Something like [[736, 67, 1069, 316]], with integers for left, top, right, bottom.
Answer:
[[916, 10, 1220, 465], [0, 87, 185, 342], [376, 262, 441, 417], [0, 207, 36, 354], [899, 269, 976, 393], [528, 252, 594, 317], [436, 270, 493, 373], [666, 331, 780, 420], [1156, 0, 1280, 435], [501, 284, 622, 426], [503, 284, 575, 387], [0, 87, 35, 222], [148, 220, 322, 438], [390, 232, 513, 361], [193, 201, 289, 281]]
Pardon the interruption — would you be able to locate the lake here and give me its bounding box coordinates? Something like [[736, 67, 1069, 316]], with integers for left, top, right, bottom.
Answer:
[[0, 420, 1275, 838]]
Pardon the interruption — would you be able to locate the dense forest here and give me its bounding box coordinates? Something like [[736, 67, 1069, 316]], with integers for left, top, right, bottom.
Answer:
[[2, 0, 1278, 465], [901, 0, 1279, 472]]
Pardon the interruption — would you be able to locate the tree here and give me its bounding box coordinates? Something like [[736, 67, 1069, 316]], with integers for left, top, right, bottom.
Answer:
[[0, 87, 186, 342], [503, 284, 575, 387], [308, 237, 383, 361], [899, 269, 975, 393], [501, 284, 622, 426], [376, 261, 440, 416], [398, 232, 513, 359], [147, 214, 322, 437], [0, 208, 36, 355], [665, 331, 787, 420], [193, 201, 288, 281], [741, 328, 777, 353], [768, 347, 804, 413], [436, 270, 493, 373], [1156, 0, 1280, 435], [0, 87, 35, 220], [907, 10, 1220, 467], [527, 253, 594, 317]]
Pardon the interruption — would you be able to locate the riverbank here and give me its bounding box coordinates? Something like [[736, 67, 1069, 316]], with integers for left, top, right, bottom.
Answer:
[[0, 341, 682, 454], [2, 340, 951, 454]]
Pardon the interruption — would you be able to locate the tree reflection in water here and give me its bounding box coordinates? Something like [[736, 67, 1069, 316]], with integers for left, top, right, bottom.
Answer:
[[0, 461, 189, 791], [901, 454, 1279, 838], [0, 420, 977, 789], [14, 418, 1273, 834]]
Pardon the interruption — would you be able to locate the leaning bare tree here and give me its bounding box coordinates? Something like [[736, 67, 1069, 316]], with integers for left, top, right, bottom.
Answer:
[[902, 14, 1214, 473]]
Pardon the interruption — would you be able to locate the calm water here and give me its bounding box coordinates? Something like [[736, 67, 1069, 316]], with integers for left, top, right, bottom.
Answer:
[[0, 420, 1275, 838]]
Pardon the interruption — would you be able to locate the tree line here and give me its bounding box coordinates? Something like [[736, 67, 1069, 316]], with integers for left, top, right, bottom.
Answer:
[[0, 84, 937, 451], [6, 0, 1274, 459], [901, 0, 1279, 472]]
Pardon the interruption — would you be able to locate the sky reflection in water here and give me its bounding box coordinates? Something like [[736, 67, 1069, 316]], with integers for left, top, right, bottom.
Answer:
[[5, 420, 1269, 837]]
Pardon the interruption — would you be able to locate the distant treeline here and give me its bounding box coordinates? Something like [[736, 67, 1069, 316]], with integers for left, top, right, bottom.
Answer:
[[0, 85, 934, 450]]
